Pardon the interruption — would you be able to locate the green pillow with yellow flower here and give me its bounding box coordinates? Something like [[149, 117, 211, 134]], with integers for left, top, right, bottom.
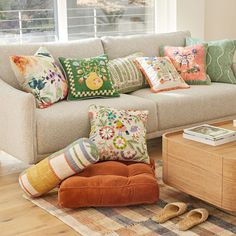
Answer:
[[59, 54, 119, 100]]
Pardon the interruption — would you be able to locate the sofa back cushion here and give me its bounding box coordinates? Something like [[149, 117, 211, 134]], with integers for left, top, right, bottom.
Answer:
[[0, 38, 104, 89], [101, 31, 191, 59]]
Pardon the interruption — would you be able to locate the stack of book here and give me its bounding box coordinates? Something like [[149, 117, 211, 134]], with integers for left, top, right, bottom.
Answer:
[[183, 124, 236, 146]]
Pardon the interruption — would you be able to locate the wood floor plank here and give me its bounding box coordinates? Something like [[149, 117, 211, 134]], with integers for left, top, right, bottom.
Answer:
[[18, 224, 79, 236]]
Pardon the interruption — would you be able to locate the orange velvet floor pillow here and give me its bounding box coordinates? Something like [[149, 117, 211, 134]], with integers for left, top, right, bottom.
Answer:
[[59, 160, 159, 208]]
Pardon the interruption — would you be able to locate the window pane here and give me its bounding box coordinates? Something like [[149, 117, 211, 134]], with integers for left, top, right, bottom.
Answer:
[[0, 0, 56, 43], [67, 0, 155, 40], [0, 0, 156, 43]]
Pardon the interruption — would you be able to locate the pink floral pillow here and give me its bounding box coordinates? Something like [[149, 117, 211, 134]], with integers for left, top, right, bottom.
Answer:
[[160, 44, 211, 85]]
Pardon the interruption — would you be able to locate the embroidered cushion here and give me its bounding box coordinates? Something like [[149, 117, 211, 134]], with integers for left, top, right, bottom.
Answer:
[[19, 138, 99, 197], [59, 55, 119, 100], [160, 44, 211, 85], [135, 56, 189, 93], [59, 160, 159, 208], [186, 37, 236, 84], [10, 47, 68, 109], [108, 53, 146, 93], [89, 105, 150, 163]]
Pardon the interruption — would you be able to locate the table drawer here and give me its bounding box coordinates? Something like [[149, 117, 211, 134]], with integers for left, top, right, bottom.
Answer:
[[167, 140, 222, 174], [222, 177, 236, 211], [164, 154, 222, 207]]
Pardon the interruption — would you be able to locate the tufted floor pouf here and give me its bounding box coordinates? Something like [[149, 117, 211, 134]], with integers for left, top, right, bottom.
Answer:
[[58, 160, 159, 208]]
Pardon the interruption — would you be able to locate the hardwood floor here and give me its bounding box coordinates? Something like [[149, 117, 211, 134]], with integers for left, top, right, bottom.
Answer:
[[0, 139, 162, 236]]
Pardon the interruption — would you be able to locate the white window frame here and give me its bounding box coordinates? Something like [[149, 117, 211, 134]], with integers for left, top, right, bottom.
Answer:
[[155, 0, 177, 33], [55, 0, 68, 41]]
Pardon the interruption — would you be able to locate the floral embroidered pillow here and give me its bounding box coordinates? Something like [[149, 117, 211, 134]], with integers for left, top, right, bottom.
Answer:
[[59, 55, 119, 100], [89, 105, 150, 164], [135, 56, 189, 93], [160, 45, 211, 85], [10, 47, 68, 108]]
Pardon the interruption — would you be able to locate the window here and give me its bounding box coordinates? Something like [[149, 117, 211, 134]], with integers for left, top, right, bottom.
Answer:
[[0, 0, 156, 43], [0, 0, 56, 43], [67, 0, 155, 40]]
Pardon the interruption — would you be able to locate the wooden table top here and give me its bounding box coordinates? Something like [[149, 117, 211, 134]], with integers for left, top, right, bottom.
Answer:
[[163, 121, 236, 159]]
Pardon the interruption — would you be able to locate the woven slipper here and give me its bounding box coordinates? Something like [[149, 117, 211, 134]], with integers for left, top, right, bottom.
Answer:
[[176, 208, 209, 231], [153, 202, 188, 223]]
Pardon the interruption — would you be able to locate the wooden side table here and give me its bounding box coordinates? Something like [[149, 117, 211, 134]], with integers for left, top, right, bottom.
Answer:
[[163, 121, 236, 212]]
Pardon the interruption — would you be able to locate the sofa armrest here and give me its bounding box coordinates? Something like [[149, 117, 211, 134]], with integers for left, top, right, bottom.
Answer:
[[0, 79, 37, 164]]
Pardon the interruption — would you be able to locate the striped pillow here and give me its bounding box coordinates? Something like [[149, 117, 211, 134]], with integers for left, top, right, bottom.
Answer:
[[19, 138, 99, 197], [108, 53, 146, 93]]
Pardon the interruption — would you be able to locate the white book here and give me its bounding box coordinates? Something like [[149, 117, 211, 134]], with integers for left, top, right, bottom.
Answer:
[[184, 124, 236, 141], [183, 133, 236, 146]]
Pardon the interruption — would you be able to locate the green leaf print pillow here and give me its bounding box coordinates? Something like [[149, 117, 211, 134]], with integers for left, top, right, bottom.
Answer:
[[59, 55, 119, 100]]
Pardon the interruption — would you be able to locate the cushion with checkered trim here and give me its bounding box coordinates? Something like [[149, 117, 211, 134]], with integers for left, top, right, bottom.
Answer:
[[59, 55, 119, 100]]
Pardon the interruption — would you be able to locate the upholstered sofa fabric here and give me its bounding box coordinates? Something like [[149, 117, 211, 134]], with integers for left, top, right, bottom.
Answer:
[[1, 31, 236, 164], [101, 31, 190, 59], [36, 94, 158, 157], [0, 38, 104, 89], [131, 83, 236, 130], [59, 160, 159, 208], [0, 79, 36, 163]]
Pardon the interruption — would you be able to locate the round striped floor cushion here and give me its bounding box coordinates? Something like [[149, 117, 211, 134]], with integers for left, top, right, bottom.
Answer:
[[19, 138, 99, 197]]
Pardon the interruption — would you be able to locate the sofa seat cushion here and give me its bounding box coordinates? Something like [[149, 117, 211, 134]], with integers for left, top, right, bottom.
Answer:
[[58, 160, 159, 208], [36, 94, 157, 156], [131, 83, 236, 130]]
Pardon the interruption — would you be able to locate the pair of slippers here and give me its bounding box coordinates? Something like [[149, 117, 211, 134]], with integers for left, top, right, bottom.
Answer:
[[153, 202, 209, 231]]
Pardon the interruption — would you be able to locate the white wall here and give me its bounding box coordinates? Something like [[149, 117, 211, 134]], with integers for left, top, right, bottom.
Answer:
[[174, 0, 236, 40], [205, 0, 236, 40], [155, 0, 205, 38], [176, 0, 205, 39]]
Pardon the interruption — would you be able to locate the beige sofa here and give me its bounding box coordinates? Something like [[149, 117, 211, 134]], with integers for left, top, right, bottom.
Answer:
[[1, 31, 236, 164]]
